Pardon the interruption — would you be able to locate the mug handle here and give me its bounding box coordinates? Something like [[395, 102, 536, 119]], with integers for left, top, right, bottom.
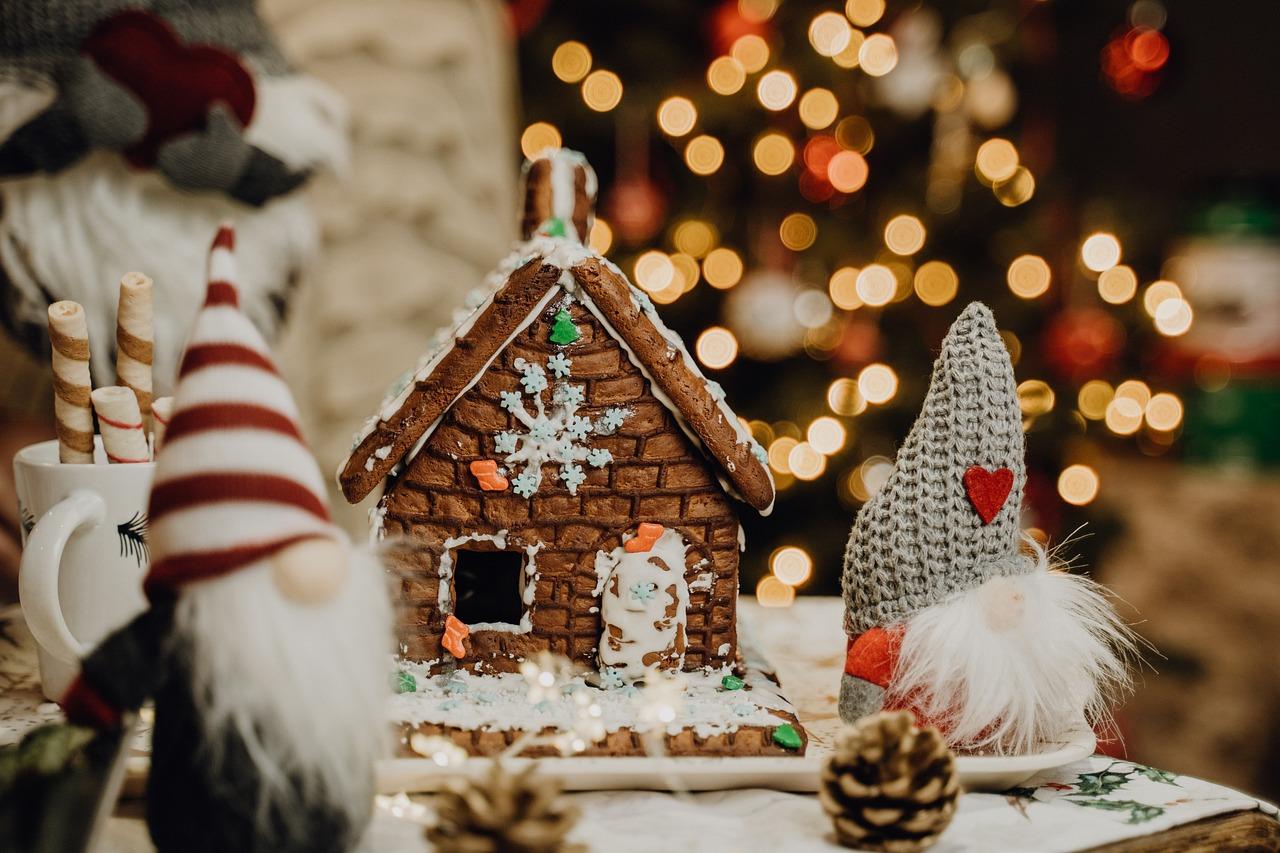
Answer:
[[18, 490, 105, 664]]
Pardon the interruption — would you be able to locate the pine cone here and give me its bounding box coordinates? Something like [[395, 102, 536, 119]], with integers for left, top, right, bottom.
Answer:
[[819, 711, 960, 852], [426, 761, 585, 853]]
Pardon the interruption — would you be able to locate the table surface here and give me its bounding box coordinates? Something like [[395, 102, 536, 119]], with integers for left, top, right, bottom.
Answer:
[[2, 598, 1276, 852]]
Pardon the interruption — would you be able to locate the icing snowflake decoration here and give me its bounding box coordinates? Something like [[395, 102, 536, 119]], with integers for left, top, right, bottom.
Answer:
[[498, 356, 630, 498]]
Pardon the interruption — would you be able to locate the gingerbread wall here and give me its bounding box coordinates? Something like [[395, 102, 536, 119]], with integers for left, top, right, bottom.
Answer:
[[379, 297, 742, 674]]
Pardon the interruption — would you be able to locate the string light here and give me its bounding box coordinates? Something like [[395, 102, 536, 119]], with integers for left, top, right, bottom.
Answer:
[[757, 70, 798, 110], [884, 214, 926, 255], [1105, 396, 1144, 435], [1081, 233, 1122, 272], [1017, 379, 1055, 416], [739, 0, 779, 22], [779, 212, 816, 250], [845, 0, 885, 27], [1077, 380, 1114, 420], [767, 436, 798, 474], [913, 261, 958, 306], [1007, 254, 1051, 299], [855, 264, 895, 306], [756, 575, 796, 607], [772, 546, 814, 585], [732, 34, 770, 73], [673, 220, 717, 257], [670, 252, 700, 292], [859, 34, 898, 76], [827, 377, 866, 416], [589, 218, 613, 255], [551, 41, 592, 83], [1098, 265, 1138, 304], [684, 135, 725, 175], [753, 132, 795, 175], [1154, 297, 1193, 336], [799, 88, 840, 129], [1145, 392, 1183, 431], [1058, 464, 1100, 506], [993, 167, 1035, 206], [809, 12, 853, 57], [695, 326, 739, 369], [807, 416, 846, 454], [707, 56, 747, 95], [634, 251, 674, 292], [829, 267, 862, 310], [520, 122, 562, 160], [1142, 280, 1182, 316], [581, 70, 623, 111], [975, 138, 1019, 183], [858, 363, 898, 404], [703, 247, 743, 289], [827, 150, 869, 192], [831, 29, 866, 69], [788, 442, 826, 480], [1115, 379, 1152, 407], [657, 97, 698, 136]]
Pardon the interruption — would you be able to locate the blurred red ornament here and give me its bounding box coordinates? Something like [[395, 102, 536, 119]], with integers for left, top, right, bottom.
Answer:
[[1127, 28, 1169, 71], [603, 176, 667, 246], [1101, 26, 1168, 100], [505, 0, 549, 36], [708, 0, 770, 55], [1042, 308, 1125, 380], [803, 135, 841, 176], [831, 318, 883, 369], [799, 169, 835, 203]]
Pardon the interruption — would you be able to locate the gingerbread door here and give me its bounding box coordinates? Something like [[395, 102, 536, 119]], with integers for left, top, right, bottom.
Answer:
[[596, 526, 690, 682]]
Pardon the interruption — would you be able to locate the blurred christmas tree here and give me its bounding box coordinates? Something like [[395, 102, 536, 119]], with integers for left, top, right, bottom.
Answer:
[[514, 0, 1206, 598]]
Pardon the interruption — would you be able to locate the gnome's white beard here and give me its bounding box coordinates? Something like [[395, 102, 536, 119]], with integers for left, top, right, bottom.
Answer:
[[174, 545, 391, 836], [0, 74, 346, 391], [888, 541, 1133, 755]]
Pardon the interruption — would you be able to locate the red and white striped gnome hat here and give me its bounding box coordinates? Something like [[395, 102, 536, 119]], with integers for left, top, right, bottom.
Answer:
[[144, 224, 336, 597]]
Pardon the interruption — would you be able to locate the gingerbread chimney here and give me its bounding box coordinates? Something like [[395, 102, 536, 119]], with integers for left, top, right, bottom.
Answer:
[[519, 148, 597, 244]]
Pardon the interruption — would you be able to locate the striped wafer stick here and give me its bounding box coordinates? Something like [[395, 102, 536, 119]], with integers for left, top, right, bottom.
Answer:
[[151, 396, 174, 452], [91, 386, 149, 464], [115, 272, 153, 428], [47, 301, 94, 463]]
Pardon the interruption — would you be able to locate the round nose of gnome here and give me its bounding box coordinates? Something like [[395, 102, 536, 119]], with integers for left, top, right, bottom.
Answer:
[[143, 223, 345, 603]]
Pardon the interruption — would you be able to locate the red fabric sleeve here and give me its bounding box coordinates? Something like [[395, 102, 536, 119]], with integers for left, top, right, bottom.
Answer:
[[843, 626, 903, 688], [61, 673, 123, 730]]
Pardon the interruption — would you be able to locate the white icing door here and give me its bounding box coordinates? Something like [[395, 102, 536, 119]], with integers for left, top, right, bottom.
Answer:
[[596, 527, 689, 682]]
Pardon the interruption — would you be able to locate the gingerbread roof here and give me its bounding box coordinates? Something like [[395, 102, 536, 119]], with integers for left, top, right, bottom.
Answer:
[[338, 236, 775, 514]]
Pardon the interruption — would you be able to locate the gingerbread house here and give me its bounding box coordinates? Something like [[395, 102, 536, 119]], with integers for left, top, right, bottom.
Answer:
[[339, 150, 775, 687]]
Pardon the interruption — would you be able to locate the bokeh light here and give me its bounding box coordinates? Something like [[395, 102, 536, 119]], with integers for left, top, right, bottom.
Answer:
[[589, 218, 613, 255], [829, 267, 862, 310], [809, 12, 853, 57], [1142, 280, 1182, 316], [788, 442, 827, 480], [1115, 379, 1152, 407], [993, 167, 1035, 206], [1098, 265, 1138, 304], [793, 289, 833, 328], [520, 122, 562, 160], [756, 575, 796, 607], [828, 150, 869, 193], [768, 436, 798, 474], [1145, 392, 1184, 431], [581, 70, 623, 111], [657, 97, 698, 136], [827, 377, 866, 416], [884, 214, 926, 255], [739, 0, 779, 23], [684, 135, 725, 175], [757, 70, 799, 110], [845, 0, 885, 27], [707, 56, 747, 95], [831, 29, 867, 69], [779, 213, 817, 250], [1018, 379, 1055, 416], [1058, 464, 1100, 506], [1154, 297, 1193, 336], [858, 363, 898, 404], [807, 416, 847, 454], [913, 261, 958, 306], [1105, 396, 1144, 435], [859, 34, 898, 76], [772, 546, 814, 585], [799, 88, 840, 129], [975, 138, 1019, 183], [753, 132, 795, 175], [732, 35, 771, 73], [856, 264, 896, 306], [1081, 232, 1122, 272], [633, 251, 674, 293], [1007, 255, 1051, 299], [1077, 380, 1114, 420], [670, 252, 700, 292], [673, 220, 717, 258], [695, 326, 739, 369], [551, 41, 592, 83], [835, 116, 875, 153], [703, 247, 744, 289]]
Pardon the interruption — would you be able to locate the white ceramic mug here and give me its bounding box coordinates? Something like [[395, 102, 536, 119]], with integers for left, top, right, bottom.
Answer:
[[14, 438, 154, 700]]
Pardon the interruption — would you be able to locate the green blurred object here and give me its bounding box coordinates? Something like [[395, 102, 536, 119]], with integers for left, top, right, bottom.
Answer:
[[1185, 381, 1280, 468]]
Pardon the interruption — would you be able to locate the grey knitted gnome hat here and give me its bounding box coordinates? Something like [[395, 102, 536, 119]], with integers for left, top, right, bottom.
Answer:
[[842, 301, 1030, 636]]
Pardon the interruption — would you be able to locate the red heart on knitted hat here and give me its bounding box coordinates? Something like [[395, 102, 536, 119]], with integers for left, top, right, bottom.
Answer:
[[81, 9, 256, 167], [963, 466, 1014, 525]]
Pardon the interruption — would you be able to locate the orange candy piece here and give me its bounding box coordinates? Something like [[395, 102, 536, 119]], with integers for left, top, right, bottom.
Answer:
[[470, 459, 509, 491], [624, 522, 665, 553], [442, 614, 470, 658]]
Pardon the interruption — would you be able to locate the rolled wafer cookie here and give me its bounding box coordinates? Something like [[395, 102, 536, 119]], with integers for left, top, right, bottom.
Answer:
[[116, 272, 153, 427], [47, 301, 95, 463], [151, 396, 174, 452], [91, 386, 149, 464]]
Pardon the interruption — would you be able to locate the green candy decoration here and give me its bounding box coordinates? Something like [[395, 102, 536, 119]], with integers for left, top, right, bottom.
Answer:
[[393, 671, 417, 694], [549, 309, 580, 345], [772, 723, 803, 750], [720, 674, 744, 691], [541, 217, 567, 237]]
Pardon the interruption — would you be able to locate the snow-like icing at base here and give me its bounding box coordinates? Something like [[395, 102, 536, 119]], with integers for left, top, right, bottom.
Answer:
[[389, 665, 792, 741]]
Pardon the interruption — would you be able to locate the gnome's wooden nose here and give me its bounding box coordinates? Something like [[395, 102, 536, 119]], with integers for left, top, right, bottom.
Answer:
[[519, 148, 597, 244]]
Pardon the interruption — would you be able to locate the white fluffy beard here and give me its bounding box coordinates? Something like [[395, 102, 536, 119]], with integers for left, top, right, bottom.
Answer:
[[887, 542, 1134, 755], [174, 545, 392, 837]]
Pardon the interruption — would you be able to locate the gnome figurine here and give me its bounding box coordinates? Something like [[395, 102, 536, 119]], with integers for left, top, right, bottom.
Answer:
[[60, 226, 391, 853], [839, 302, 1131, 754]]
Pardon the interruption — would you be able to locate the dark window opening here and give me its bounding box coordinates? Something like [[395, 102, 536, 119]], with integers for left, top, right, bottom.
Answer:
[[452, 548, 525, 625]]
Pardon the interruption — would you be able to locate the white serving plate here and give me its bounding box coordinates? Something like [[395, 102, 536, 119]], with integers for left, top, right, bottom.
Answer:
[[375, 727, 1095, 794]]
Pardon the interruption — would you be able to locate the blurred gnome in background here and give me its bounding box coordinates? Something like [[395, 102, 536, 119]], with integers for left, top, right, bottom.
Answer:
[[840, 302, 1133, 754], [61, 227, 390, 853], [0, 0, 346, 390]]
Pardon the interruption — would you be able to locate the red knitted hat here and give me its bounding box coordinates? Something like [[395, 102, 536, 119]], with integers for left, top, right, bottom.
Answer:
[[144, 224, 335, 596]]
